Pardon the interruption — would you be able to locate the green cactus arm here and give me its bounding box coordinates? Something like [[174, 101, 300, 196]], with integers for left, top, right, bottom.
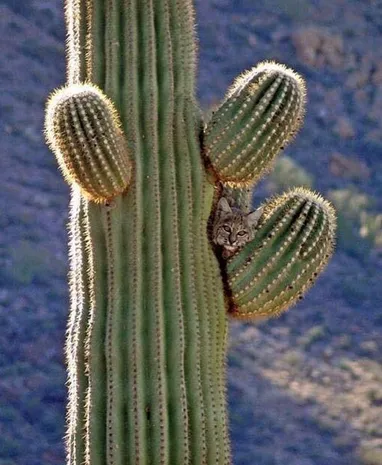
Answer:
[[45, 84, 132, 202], [203, 62, 306, 185], [224, 188, 336, 319]]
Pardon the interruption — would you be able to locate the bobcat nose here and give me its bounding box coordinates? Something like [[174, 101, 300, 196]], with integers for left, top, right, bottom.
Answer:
[[230, 234, 237, 245]]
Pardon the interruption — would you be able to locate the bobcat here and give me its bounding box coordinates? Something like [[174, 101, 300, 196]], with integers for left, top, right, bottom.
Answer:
[[212, 197, 263, 258]]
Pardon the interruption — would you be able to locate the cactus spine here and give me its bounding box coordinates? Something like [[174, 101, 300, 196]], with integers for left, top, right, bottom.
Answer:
[[45, 1, 336, 464]]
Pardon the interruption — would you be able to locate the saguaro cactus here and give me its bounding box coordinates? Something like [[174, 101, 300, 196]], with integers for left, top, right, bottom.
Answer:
[[45, 1, 336, 464]]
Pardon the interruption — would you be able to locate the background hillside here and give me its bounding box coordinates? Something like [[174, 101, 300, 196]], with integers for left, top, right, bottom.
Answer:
[[1, 1, 381, 464]]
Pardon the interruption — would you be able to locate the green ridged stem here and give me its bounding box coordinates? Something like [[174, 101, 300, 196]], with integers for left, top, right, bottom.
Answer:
[[46, 0, 336, 464], [226, 188, 336, 319], [46, 84, 131, 202], [204, 62, 306, 185]]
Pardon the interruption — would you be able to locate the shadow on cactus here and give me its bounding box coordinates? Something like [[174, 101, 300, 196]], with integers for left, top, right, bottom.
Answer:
[[44, 1, 337, 463]]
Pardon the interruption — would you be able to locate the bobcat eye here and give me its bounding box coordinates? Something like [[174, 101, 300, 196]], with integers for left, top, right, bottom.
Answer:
[[237, 231, 247, 236], [223, 225, 231, 232]]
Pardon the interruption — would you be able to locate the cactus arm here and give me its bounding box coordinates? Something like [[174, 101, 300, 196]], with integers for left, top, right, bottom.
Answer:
[[45, 84, 132, 202], [225, 189, 336, 319], [203, 62, 306, 186]]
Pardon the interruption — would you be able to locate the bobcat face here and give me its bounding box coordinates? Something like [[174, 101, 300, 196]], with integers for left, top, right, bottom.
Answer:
[[212, 197, 263, 256], [214, 213, 252, 250]]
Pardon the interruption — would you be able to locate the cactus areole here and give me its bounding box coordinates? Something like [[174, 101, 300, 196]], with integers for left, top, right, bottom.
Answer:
[[45, 1, 336, 464]]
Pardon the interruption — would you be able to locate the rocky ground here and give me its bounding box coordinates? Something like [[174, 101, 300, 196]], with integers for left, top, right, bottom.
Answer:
[[0, 0, 381, 464]]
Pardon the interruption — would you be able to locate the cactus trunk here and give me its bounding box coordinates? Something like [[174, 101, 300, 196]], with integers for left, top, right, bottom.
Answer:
[[65, 1, 229, 464]]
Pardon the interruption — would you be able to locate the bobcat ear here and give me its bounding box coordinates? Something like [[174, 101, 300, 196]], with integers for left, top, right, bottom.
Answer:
[[217, 197, 232, 213], [246, 207, 263, 227]]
